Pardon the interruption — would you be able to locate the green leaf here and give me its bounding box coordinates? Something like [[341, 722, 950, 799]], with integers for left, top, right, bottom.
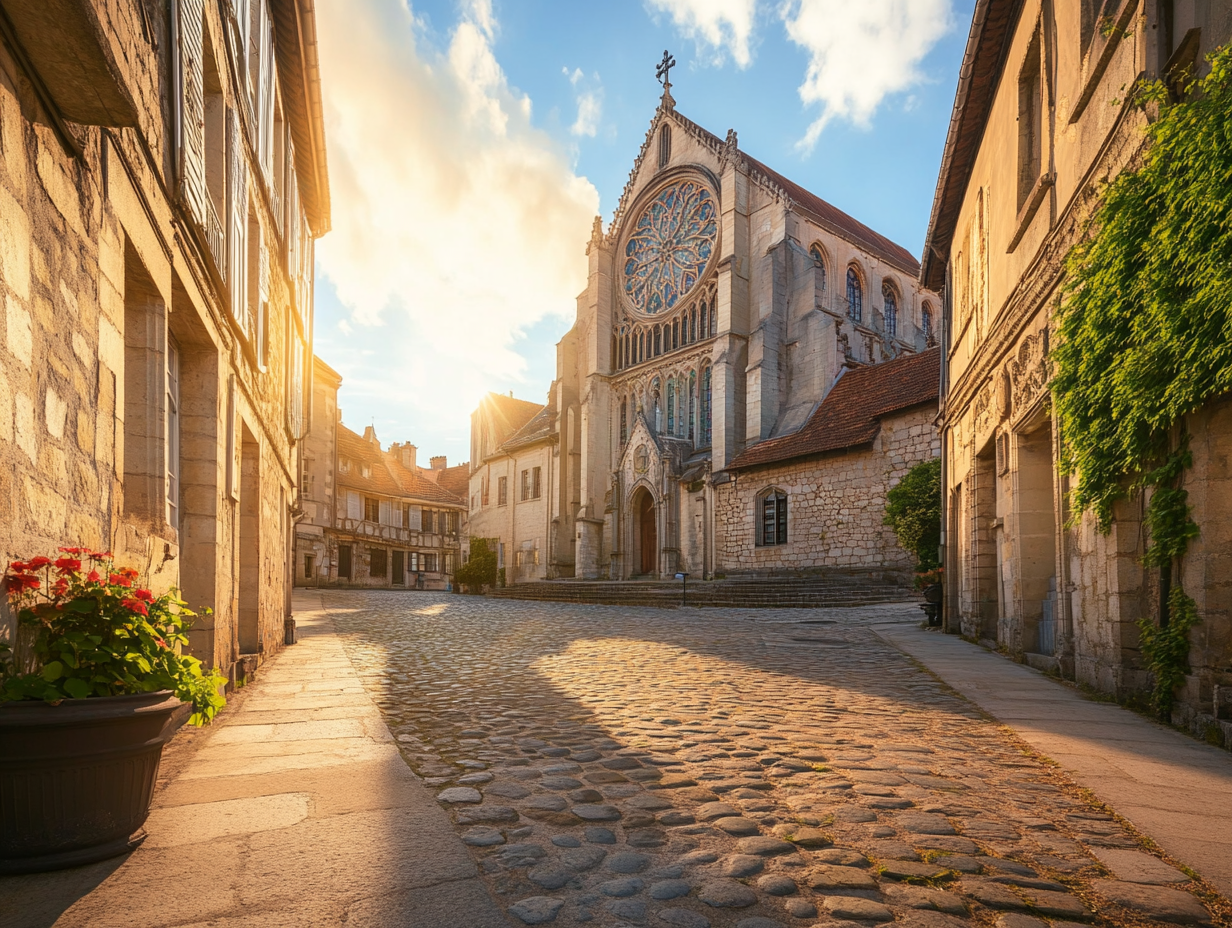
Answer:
[[41, 661, 64, 682], [63, 677, 91, 699]]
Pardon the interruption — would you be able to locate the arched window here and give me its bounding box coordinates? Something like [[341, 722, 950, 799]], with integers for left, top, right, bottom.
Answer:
[[688, 370, 697, 442], [702, 366, 712, 447], [757, 489, 788, 546], [809, 244, 827, 290], [882, 283, 898, 337], [846, 267, 862, 322], [700, 301, 708, 339], [690, 309, 697, 342], [654, 326, 662, 356], [672, 318, 679, 350], [658, 124, 672, 168], [620, 398, 628, 445], [922, 303, 934, 344], [666, 379, 676, 434], [652, 380, 662, 433], [638, 330, 645, 363], [624, 333, 630, 367], [710, 304, 717, 337]]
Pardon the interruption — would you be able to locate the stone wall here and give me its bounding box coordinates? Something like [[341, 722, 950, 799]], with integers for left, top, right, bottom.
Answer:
[[714, 404, 938, 574]]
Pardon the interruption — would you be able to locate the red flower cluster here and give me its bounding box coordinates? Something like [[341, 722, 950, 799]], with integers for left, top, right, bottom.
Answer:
[[121, 598, 150, 617], [3, 572, 40, 595], [5, 551, 143, 602]]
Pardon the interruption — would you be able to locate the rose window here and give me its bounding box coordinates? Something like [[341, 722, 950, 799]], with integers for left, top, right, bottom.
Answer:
[[622, 180, 717, 315]]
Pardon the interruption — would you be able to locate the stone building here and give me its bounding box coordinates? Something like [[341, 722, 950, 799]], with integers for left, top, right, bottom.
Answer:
[[924, 0, 1232, 730], [0, 0, 328, 681], [296, 360, 466, 590], [716, 350, 940, 577], [467, 392, 555, 581], [476, 82, 942, 582]]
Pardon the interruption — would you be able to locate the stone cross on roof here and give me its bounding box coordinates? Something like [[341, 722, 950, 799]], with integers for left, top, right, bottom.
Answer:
[[655, 50, 676, 88]]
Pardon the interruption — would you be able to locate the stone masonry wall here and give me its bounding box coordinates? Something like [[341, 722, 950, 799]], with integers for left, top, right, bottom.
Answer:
[[714, 404, 939, 573]]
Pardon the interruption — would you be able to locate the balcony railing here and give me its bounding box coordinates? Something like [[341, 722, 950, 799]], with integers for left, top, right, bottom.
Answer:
[[338, 519, 462, 547]]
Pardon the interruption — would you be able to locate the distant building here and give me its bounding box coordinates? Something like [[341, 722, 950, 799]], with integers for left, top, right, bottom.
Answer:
[[296, 359, 465, 589], [468, 393, 555, 581], [0, 0, 329, 682]]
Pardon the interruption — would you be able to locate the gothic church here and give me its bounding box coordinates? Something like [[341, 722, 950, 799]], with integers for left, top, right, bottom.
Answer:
[[470, 77, 941, 581]]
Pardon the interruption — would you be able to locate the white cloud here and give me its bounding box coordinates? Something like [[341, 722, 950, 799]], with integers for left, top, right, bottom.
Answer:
[[563, 67, 603, 138], [314, 0, 599, 445], [645, 0, 758, 68], [780, 0, 953, 150]]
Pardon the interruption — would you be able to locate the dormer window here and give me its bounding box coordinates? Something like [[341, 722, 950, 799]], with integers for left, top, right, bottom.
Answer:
[[361, 464, 371, 479], [339, 458, 350, 474]]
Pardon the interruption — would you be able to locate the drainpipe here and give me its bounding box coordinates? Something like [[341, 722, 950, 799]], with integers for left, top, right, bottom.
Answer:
[[939, 259, 953, 633]]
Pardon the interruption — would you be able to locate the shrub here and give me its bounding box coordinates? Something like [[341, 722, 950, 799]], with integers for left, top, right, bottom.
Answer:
[[884, 458, 942, 571], [455, 538, 498, 592]]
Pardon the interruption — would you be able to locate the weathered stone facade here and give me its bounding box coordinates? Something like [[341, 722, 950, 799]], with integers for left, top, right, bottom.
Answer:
[[489, 87, 942, 582], [296, 361, 466, 590], [0, 0, 329, 683], [924, 0, 1232, 738], [716, 404, 939, 574]]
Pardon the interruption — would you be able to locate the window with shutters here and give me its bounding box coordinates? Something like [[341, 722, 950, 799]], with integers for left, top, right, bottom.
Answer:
[[423, 509, 435, 533], [272, 96, 286, 235], [226, 107, 249, 333], [370, 547, 387, 579], [532, 466, 541, 499], [379, 499, 391, 525], [757, 489, 788, 546], [498, 476, 508, 506], [247, 199, 264, 355], [202, 19, 226, 275], [177, 0, 208, 243], [406, 505, 422, 531], [364, 497, 379, 523], [346, 490, 361, 521]]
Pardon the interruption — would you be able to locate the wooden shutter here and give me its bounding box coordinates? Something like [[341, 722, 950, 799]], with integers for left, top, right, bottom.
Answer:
[[346, 490, 362, 521], [379, 500, 391, 525], [406, 506, 422, 531], [178, 0, 207, 228], [776, 495, 787, 545], [258, 14, 275, 178], [227, 108, 249, 334]]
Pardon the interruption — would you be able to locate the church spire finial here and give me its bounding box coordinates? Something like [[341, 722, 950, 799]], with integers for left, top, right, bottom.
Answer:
[[655, 50, 677, 109]]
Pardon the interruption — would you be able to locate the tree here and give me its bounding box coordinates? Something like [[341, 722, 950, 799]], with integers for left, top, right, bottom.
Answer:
[[455, 538, 498, 592], [883, 458, 942, 571]]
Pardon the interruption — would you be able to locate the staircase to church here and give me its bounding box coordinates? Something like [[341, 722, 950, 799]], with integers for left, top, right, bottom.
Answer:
[[486, 569, 917, 609]]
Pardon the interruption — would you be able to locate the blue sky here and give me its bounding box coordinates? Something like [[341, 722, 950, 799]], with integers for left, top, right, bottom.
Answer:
[[312, 0, 973, 466]]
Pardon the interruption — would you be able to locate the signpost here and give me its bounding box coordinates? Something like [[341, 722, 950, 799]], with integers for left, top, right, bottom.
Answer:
[[675, 572, 689, 606]]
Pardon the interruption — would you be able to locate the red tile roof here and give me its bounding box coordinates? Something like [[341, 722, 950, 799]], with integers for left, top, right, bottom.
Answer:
[[483, 393, 545, 447], [436, 463, 471, 500], [503, 406, 555, 449], [387, 459, 466, 507], [336, 424, 465, 506], [725, 349, 940, 471]]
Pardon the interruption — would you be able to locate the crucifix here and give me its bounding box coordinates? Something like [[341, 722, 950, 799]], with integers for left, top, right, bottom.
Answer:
[[655, 50, 676, 87]]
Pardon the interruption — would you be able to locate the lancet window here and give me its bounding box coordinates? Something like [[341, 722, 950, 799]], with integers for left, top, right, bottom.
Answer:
[[882, 283, 898, 337], [846, 267, 862, 322], [620, 397, 628, 445], [702, 366, 712, 447], [688, 370, 697, 442], [666, 380, 676, 434]]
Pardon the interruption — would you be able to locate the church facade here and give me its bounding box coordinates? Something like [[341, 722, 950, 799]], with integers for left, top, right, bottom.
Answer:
[[503, 85, 942, 582]]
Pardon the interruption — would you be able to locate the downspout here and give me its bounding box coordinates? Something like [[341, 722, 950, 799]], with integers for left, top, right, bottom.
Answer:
[[940, 259, 954, 633]]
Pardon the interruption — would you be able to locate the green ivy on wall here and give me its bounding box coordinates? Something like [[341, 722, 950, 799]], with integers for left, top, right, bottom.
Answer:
[[1052, 46, 1232, 718]]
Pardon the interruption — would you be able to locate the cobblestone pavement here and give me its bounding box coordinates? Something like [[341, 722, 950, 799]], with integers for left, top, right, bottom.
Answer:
[[322, 591, 1224, 928]]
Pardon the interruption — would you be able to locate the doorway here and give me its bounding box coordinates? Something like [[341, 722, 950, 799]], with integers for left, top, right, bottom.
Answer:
[[634, 489, 657, 576], [238, 425, 260, 655]]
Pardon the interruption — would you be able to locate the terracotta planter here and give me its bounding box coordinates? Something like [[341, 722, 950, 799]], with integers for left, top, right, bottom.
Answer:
[[0, 690, 191, 874]]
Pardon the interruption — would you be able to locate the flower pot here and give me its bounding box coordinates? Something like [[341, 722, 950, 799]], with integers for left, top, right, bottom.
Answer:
[[0, 690, 191, 874]]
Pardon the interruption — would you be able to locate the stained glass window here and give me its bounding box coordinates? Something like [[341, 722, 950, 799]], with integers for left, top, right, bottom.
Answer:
[[654, 326, 662, 356], [700, 301, 708, 338], [922, 304, 934, 342], [667, 380, 675, 434], [672, 319, 679, 350], [688, 370, 696, 442], [810, 245, 827, 290], [883, 284, 898, 337], [623, 181, 718, 315], [702, 366, 712, 447], [847, 268, 862, 322]]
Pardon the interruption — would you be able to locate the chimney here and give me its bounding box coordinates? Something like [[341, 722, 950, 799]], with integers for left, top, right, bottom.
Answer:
[[430, 455, 447, 470], [401, 444, 417, 469], [363, 425, 379, 446]]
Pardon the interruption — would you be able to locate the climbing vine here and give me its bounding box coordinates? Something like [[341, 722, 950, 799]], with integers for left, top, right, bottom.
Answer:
[[1052, 46, 1232, 717]]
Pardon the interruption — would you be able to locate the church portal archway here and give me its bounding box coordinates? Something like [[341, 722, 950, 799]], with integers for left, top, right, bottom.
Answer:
[[632, 488, 657, 577]]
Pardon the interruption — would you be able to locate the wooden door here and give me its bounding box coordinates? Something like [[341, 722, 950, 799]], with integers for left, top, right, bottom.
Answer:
[[639, 494, 657, 575]]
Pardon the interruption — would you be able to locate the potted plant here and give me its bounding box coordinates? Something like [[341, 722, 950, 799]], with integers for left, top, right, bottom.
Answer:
[[0, 549, 226, 874]]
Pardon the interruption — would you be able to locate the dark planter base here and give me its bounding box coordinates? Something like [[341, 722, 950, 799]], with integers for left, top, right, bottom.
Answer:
[[0, 691, 189, 873], [0, 829, 147, 875]]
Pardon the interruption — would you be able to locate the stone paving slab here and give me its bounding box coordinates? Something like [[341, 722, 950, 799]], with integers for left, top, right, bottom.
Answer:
[[872, 621, 1232, 899], [0, 595, 512, 928], [315, 591, 1228, 928]]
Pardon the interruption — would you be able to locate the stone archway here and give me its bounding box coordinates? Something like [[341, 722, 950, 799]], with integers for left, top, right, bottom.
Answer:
[[632, 487, 657, 577]]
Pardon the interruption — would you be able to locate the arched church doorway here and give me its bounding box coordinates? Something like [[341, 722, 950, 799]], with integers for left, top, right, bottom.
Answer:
[[633, 488, 657, 577]]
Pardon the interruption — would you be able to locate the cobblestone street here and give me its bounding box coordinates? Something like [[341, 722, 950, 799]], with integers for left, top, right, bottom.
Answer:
[[319, 591, 1225, 928]]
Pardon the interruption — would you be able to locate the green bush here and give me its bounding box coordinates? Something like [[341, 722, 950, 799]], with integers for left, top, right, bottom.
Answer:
[[883, 458, 942, 571], [456, 538, 498, 592]]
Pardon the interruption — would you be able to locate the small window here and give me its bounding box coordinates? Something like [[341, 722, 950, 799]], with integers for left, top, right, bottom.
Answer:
[[521, 469, 530, 501], [423, 553, 438, 573], [303, 553, 314, 579], [498, 476, 508, 505], [533, 466, 542, 499], [809, 245, 827, 290], [846, 268, 862, 322], [370, 546, 387, 578], [620, 398, 628, 445], [758, 490, 788, 546], [882, 284, 898, 337], [339, 457, 350, 474], [423, 509, 434, 533], [364, 497, 379, 522], [1017, 25, 1043, 211], [338, 544, 352, 580], [922, 303, 934, 344], [658, 124, 672, 167]]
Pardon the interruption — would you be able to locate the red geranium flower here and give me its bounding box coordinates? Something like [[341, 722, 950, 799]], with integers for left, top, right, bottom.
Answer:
[[87, 550, 113, 561], [26, 556, 52, 570], [155, 637, 168, 648], [119, 567, 139, 579], [121, 598, 149, 617], [133, 588, 154, 602], [58, 547, 85, 555], [54, 557, 82, 572], [4, 573, 40, 594], [9, 561, 28, 572], [87, 570, 102, 583], [51, 578, 69, 597], [109, 573, 133, 588]]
